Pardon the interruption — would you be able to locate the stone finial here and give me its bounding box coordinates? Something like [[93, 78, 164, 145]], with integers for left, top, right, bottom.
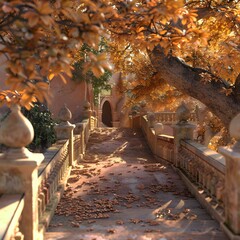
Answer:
[[140, 100, 147, 115], [176, 102, 190, 124], [140, 100, 146, 108], [229, 113, 240, 149], [58, 104, 72, 123], [0, 104, 34, 148], [83, 100, 91, 110], [147, 112, 156, 128], [54, 105, 75, 140], [83, 101, 91, 119]]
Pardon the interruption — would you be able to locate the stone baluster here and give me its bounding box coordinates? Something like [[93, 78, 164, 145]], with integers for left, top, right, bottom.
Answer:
[[54, 104, 75, 166], [219, 113, 240, 237], [0, 104, 44, 240], [74, 122, 85, 160], [172, 102, 196, 167]]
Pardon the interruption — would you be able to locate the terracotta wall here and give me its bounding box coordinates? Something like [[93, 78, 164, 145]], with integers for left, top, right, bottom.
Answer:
[[48, 76, 94, 123]]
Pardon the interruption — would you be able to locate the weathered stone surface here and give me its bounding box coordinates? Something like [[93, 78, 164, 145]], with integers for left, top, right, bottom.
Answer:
[[46, 128, 226, 240], [0, 105, 34, 148]]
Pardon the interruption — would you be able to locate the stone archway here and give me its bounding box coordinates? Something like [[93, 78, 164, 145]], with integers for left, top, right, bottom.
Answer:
[[102, 101, 113, 127]]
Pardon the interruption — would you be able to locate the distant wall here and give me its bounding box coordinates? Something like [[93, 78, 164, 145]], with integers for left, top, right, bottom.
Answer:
[[48, 76, 94, 123]]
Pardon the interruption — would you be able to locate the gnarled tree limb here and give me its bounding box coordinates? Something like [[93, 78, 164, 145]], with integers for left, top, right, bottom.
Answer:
[[149, 45, 240, 127]]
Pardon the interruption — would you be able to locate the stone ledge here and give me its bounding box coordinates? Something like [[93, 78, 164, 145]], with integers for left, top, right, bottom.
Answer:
[[0, 194, 24, 240], [181, 140, 225, 173], [38, 141, 69, 182], [175, 167, 225, 224], [221, 223, 240, 240], [38, 165, 72, 239]]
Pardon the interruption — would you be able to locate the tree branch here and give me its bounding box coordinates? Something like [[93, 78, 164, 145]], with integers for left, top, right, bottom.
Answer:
[[148, 45, 240, 127]]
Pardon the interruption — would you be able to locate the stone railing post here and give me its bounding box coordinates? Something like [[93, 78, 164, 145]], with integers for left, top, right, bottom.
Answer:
[[83, 101, 92, 129], [139, 101, 147, 127], [74, 122, 84, 160], [54, 105, 75, 166], [153, 122, 164, 155], [219, 113, 240, 238], [0, 104, 44, 240], [147, 112, 156, 128], [172, 102, 196, 167]]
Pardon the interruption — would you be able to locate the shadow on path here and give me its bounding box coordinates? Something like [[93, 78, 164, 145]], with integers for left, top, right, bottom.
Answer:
[[46, 128, 226, 240]]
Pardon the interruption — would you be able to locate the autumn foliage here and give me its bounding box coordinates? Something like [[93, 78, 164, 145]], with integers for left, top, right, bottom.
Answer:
[[0, 0, 240, 119]]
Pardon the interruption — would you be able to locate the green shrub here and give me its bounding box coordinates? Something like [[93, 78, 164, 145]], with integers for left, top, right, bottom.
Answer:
[[22, 103, 57, 152]]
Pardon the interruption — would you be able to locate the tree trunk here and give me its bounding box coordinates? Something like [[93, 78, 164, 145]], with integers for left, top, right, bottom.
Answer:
[[148, 46, 240, 128]]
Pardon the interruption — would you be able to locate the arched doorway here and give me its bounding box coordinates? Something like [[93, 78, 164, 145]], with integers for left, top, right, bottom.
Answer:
[[102, 101, 113, 127]]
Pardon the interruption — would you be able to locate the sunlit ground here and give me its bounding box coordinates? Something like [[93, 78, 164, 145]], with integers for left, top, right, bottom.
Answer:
[[46, 128, 226, 240]]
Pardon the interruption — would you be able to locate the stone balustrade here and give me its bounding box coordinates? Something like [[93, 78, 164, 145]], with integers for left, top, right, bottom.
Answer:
[[178, 140, 225, 222], [155, 135, 174, 163], [141, 115, 174, 162], [1, 99, 240, 240], [154, 111, 197, 125], [0, 194, 25, 240], [37, 140, 69, 232], [0, 104, 96, 240], [133, 102, 240, 240], [37, 106, 96, 235]]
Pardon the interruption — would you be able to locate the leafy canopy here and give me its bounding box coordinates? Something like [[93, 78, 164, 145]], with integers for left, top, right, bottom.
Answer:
[[0, 0, 239, 108]]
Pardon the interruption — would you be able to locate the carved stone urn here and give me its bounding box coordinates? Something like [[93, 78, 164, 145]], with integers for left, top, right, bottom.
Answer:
[[140, 100, 147, 115], [176, 102, 191, 124], [83, 100, 91, 119], [147, 112, 156, 128], [54, 104, 75, 140], [0, 104, 34, 158], [58, 104, 72, 125]]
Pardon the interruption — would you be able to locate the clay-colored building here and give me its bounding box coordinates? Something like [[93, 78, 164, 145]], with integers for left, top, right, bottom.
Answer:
[[49, 72, 129, 127], [0, 50, 128, 127]]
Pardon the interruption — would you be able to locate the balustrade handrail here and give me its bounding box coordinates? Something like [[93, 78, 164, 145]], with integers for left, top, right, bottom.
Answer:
[[181, 140, 225, 174], [0, 105, 94, 240], [137, 113, 226, 226], [0, 194, 25, 240], [37, 117, 91, 233], [154, 111, 197, 124]]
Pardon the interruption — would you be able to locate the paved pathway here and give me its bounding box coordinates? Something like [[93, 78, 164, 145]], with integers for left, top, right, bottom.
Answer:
[[45, 128, 227, 240]]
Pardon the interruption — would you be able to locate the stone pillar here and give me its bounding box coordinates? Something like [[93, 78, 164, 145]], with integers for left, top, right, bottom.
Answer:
[[219, 113, 240, 238], [0, 105, 44, 240], [54, 105, 75, 166], [154, 122, 164, 135], [139, 101, 147, 127], [172, 102, 195, 167], [83, 101, 92, 128], [154, 123, 164, 155], [139, 100, 147, 115], [74, 122, 84, 160], [147, 112, 156, 128]]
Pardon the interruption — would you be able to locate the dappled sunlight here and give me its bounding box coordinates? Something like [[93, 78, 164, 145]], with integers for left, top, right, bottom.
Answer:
[[47, 128, 225, 240]]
